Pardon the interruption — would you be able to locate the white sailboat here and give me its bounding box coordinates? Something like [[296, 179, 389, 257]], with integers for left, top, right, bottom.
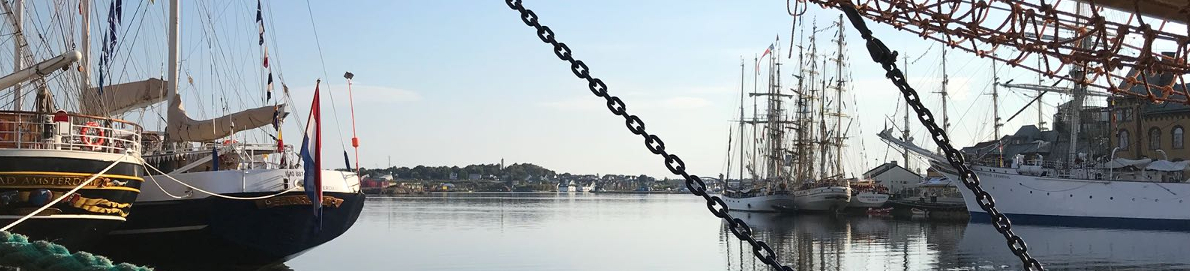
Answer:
[[720, 39, 796, 213]]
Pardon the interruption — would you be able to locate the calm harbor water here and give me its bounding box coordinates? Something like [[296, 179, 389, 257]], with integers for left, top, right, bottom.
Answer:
[[285, 193, 1190, 270]]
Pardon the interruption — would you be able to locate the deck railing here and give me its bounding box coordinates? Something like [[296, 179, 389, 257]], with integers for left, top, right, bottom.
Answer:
[[0, 110, 142, 155]]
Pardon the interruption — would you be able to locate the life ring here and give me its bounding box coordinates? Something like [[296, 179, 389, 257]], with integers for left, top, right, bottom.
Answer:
[[79, 121, 106, 147]]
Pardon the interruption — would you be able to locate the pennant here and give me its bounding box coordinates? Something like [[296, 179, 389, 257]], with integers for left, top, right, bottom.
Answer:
[[300, 81, 323, 231], [267, 72, 274, 100], [756, 44, 774, 72], [257, 1, 273, 101], [256, 0, 265, 45]]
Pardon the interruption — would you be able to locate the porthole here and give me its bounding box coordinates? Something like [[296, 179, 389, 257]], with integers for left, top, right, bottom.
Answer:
[[1110, 197, 1114, 200], [1089, 195, 1093, 199]]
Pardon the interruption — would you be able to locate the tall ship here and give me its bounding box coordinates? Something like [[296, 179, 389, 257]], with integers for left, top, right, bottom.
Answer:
[[879, 2, 1190, 229], [91, 0, 365, 266], [0, 0, 148, 247], [719, 36, 795, 212], [790, 17, 851, 212]]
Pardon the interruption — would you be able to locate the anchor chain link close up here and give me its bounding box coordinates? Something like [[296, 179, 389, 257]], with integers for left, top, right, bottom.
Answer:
[[836, 3, 1045, 270], [504, 1, 795, 270]]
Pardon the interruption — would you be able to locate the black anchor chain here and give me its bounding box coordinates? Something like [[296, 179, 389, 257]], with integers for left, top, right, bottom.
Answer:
[[835, 3, 1044, 270], [503, 1, 795, 270]]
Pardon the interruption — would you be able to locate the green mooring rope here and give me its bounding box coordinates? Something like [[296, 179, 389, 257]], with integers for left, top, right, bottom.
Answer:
[[0, 231, 149, 271]]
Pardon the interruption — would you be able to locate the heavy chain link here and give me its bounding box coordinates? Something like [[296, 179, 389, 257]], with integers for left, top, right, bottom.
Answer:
[[835, 4, 1045, 270], [504, 1, 794, 270]]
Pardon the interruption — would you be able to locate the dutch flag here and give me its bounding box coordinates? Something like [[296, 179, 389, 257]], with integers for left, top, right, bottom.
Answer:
[[300, 80, 323, 231]]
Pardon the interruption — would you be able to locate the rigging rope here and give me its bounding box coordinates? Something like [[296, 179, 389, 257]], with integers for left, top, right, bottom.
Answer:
[[302, 0, 349, 165]]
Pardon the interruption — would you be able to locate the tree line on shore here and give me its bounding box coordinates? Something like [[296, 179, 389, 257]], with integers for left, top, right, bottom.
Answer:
[[359, 163, 557, 180]]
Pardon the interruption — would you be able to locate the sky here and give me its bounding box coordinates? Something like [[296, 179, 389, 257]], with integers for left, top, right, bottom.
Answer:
[[9, 0, 1163, 178]]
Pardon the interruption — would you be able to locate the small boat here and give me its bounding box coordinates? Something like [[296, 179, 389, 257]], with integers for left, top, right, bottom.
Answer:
[[848, 180, 891, 209]]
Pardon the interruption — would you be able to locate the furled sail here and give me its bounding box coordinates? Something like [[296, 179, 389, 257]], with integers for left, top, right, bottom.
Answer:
[[80, 78, 168, 116], [165, 93, 285, 142]]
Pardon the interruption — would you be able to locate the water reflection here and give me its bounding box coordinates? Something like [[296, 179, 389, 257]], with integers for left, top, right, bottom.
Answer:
[[721, 213, 968, 271], [285, 193, 1190, 270]]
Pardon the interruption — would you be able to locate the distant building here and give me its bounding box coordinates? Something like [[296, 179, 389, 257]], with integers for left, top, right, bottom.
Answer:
[[449, 172, 458, 180], [862, 161, 922, 195], [468, 174, 481, 180], [1111, 64, 1190, 162]]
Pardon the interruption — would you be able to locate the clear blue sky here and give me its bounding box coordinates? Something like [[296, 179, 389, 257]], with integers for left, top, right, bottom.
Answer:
[[85, 0, 1106, 177]]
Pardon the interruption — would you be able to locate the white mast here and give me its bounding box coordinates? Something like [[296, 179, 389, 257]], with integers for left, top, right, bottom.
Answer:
[[992, 53, 1002, 167], [902, 55, 910, 171], [166, 0, 180, 137], [937, 48, 949, 154]]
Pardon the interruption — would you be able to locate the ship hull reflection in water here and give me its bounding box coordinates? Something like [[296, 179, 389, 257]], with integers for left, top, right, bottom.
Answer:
[[285, 194, 1190, 270], [721, 212, 1190, 270]]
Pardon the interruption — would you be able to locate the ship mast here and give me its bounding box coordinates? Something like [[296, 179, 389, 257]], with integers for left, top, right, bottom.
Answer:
[[10, 0, 20, 110], [805, 20, 819, 182], [166, 0, 180, 139], [832, 15, 846, 178], [794, 18, 808, 183], [738, 59, 745, 185], [936, 48, 949, 154], [1067, 2, 1089, 164], [992, 53, 1002, 167], [902, 55, 910, 171], [80, 0, 90, 102]]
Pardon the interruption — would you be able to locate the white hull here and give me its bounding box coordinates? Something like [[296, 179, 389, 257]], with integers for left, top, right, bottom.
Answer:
[[139, 169, 360, 203], [722, 193, 797, 212], [939, 165, 1190, 222], [848, 191, 890, 208], [793, 186, 851, 212]]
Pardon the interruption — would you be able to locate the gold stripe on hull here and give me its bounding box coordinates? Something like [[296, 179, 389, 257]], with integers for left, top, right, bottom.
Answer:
[[0, 171, 143, 193]]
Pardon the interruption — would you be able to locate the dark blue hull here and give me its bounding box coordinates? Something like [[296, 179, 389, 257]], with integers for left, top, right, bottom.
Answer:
[[94, 191, 365, 269], [968, 211, 1190, 231]]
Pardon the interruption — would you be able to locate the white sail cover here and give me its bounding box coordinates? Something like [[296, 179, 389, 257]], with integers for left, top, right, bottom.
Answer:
[[80, 78, 168, 116], [1146, 160, 1190, 172], [1100, 158, 1153, 169], [165, 93, 283, 142]]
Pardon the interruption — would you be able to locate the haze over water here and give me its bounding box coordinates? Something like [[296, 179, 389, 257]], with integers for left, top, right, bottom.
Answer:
[[287, 193, 1190, 270]]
